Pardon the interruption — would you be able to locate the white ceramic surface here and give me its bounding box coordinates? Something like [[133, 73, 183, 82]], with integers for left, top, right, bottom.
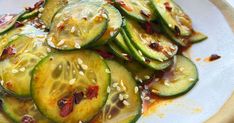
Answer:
[[0, 0, 234, 123]]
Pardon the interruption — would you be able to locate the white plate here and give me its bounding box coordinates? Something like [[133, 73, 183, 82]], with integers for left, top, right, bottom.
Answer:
[[0, 0, 234, 123]]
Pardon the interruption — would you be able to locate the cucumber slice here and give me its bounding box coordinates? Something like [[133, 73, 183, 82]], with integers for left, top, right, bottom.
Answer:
[[0, 12, 25, 35], [91, 4, 122, 47], [150, 0, 192, 36], [121, 29, 173, 70], [124, 19, 178, 61], [91, 60, 142, 123], [149, 55, 198, 97], [40, 0, 68, 28], [20, 9, 39, 20], [47, 2, 109, 50], [190, 31, 208, 43], [108, 41, 131, 61], [31, 50, 110, 122], [114, 0, 156, 22], [0, 35, 49, 97], [0, 111, 11, 123], [114, 33, 131, 54], [1, 96, 51, 123], [124, 61, 154, 82]]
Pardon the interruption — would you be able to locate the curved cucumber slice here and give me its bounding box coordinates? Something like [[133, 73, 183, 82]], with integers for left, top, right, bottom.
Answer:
[[47, 2, 108, 50], [91, 4, 123, 46], [0, 35, 49, 97], [41, 0, 68, 28], [149, 55, 198, 97], [190, 31, 208, 43], [121, 29, 173, 70], [91, 60, 142, 123], [0, 12, 25, 35], [114, 33, 131, 54], [151, 0, 192, 36], [114, 0, 156, 22], [1, 96, 51, 123], [20, 9, 39, 20], [108, 41, 130, 61], [124, 19, 178, 61], [31, 50, 110, 123]]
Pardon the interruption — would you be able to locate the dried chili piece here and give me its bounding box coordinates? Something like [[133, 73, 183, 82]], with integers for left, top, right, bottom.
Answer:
[[86, 86, 99, 100]]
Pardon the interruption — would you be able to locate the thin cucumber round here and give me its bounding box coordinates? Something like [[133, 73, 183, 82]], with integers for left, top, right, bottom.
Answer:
[[0, 35, 49, 97], [0, 12, 25, 35], [114, 0, 156, 22], [121, 29, 173, 70], [40, 0, 68, 28], [91, 4, 123, 46], [108, 41, 131, 61], [91, 60, 142, 123], [1, 96, 51, 123], [31, 50, 110, 123], [149, 55, 198, 97], [190, 31, 208, 43], [19, 9, 39, 21], [150, 0, 192, 36], [124, 19, 178, 61], [47, 2, 109, 50]]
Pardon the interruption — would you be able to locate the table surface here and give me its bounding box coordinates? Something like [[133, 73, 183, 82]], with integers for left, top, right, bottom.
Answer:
[[206, 0, 234, 123]]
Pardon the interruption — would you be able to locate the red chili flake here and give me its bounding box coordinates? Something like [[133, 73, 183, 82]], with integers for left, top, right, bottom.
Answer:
[[95, 49, 114, 59], [145, 58, 151, 64], [21, 115, 35, 123], [140, 10, 151, 18], [116, 0, 133, 11], [0, 46, 16, 60], [145, 22, 153, 34], [73, 91, 84, 104], [57, 96, 74, 117], [86, 86, 99, 100], [209, 54, 221, 61], [25, 0, 44, 11], [149, 42, 163, 52], [164, 2, 172, 12], [15, 21, 24, 28], [174, 26, 181, 36]]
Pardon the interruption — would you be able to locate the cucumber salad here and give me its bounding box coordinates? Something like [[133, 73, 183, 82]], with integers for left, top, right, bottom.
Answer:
[[0, 0, 207, 123]]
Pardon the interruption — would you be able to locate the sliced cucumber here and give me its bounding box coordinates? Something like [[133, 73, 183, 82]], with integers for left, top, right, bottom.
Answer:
[[124, 61, 155, 82], [114, 33, 131, 54], [149, 55, 198, 97], [41, 0, 68, 28], [121, 29, 173, 70], [47, 2, 108, 50], [0, 35, 49, 97], [108, 41, 131, 61], [20, 9, 39, 20], [91, 4, 122, 46], [91, 60, 142, 123], [124, 19, 178, 61], [1, 96, 51, 123], [190, 31, 208, 43], [31, 50, 110, 123], [114, 0, 156, 22], [0, 111, 11, 123], [0, 12, 25, 35], [150, 0, 192, 36]]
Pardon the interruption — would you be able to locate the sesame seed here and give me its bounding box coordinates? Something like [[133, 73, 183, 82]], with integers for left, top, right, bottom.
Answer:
[[0, 80, 4, 85], [135, 86, 139, 94], [168, 24, 173, 28], [123, 94, 129, 99], [164, 79, 170, 86], [19, 67, 25, 72], [138, 50, 143, 56], [144, 75, 150, 79], [112, 82, 119, 88], [138, 79, 143, 83], [189, 78, 195, 82], [73, 70, 76, 74], [179, 67, 185, 72], [24, 50, 29, 53], [107, 86, 111, 93], [79, 121, 83, 123], [58, 65, 62, 69], [47, 48, 51, 52], [92, 79, 96, 84], [56, 21, 64, 28], [81, 64, 88, 70], [42, 25, 46, 29], [144, 96, 150, 100], [39, 8, 44, 12], [101, 13, 108, 19], [108, 115, 112, 119], [123, 100, 130, 106], [79, 71, 84, 76], [57, 40, 65, 46], [69, 78, 76, 85], [12, 69, 19, 74], [70, 26, 76, 33], [116, 86, 121, 91], [38, 13, 42, 18], [119, 94, 124, 101], [77, 58, 83, 64], [135, 76, 139, 80], [75, 42, 81, 49], [47, 38, 55, 47], [105, 69, 111, 73]]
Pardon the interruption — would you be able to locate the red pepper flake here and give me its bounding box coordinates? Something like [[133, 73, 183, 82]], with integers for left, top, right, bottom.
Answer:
[[57, 96, 74, 117], [140, 10, 151, 18], [164, 2, 172, 12], [149, 42, 163, 52], [86, 85, 99, 100], [25, 0, 44, 11], [174, 26, 181, 36], [15, 21, 24, 28], [116, 0, 133, 11], [0, 46, 16, 60], [73, 91, 84, 104], [145, 22, 153, 34], [21, 115, 35, 123], [209, 54, 221, 61], [95, 49, 114, 59]]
